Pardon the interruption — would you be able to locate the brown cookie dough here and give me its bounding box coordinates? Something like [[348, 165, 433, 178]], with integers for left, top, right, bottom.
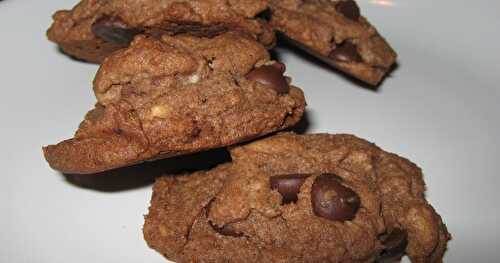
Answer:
[[269, 0, 397, 85], [144, 133, 450, 263], [47, 0, 275, 63], [43, 32, 305, 174]]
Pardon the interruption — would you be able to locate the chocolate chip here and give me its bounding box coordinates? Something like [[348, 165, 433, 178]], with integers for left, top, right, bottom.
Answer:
[[271, 62, 286, 73], [329, 41, 363, 63], [205, 199, 242, 237], [336, 0, 360, 21], [91, 16, 141, 45], [209, 222, 243, 237], [270, 174, 309, 204], [376, 228, 408, 263], [246, 65, 290, 94], [311, 174, 360, 221]]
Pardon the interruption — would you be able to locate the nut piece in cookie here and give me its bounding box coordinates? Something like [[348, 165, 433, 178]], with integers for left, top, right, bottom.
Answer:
[[144, 132, 450, 263], [47, 0, 275, 63], [269, 0, 397, 86], [43, 32, 306, 174]]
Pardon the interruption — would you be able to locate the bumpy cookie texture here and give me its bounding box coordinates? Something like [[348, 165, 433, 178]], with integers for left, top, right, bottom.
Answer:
[[47, 0, 275, 63], [144, 133, 450, 263], [43, 32, 305, 174], [269, 0, 397, 85]]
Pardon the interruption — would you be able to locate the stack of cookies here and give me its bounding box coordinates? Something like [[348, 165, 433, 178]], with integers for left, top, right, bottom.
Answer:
[[43, 0, 450, 262]]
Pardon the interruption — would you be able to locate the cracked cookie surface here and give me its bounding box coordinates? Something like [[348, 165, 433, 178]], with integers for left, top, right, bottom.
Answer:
[[43, 32, 305, 174], [47, 0, 275, 63], [144, 132, 449, 263], [269, 0, 397, 85]]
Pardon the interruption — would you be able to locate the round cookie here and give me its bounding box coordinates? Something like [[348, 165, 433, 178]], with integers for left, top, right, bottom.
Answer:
[[47, 0, 275, 63], [269, 0, 397, 85], [144, 132, 450, 263], [43, 32, 305, 174]]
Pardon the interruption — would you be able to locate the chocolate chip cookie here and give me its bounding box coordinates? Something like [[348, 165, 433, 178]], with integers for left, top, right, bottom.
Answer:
[[269, 0, 397, 85], [47, 0, 275, 63], [144, 133, 450, 263], [43, 32, 305, 174]]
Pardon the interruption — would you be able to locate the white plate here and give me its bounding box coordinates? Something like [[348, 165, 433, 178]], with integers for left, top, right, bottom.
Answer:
[[1, 0, 498, 262]]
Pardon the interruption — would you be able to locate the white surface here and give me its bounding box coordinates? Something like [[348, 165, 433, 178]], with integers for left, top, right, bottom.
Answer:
[[1, 0, 499, 262]]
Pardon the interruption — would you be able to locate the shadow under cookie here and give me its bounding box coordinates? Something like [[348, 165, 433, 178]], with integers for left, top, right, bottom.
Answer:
[[62, 147, 230, 192], [286, 109, 313, 134]]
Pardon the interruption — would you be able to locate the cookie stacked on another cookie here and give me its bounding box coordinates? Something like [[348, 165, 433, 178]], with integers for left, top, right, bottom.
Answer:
[[144, 132, 450, 262], [43, 31, 305, 174], [47, 0, 396, 85]]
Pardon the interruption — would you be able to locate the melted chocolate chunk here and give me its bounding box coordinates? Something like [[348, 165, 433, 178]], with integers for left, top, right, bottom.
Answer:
[[209, 221, 243, 237], [92, 16, 142, 45], [270, 174, 309, 204], [329, 41, 363, 63], [246, 64, 290, 94], [336, 0, 361, 21], [311, 174, 360, 221]]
